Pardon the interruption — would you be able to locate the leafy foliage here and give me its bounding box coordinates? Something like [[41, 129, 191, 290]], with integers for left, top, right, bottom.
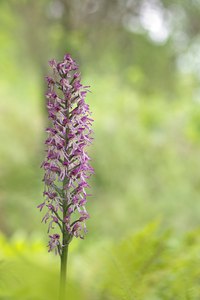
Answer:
[[98, 222, 200, 300], [1, 224, 200, 299], [0, 234, 84, 300]]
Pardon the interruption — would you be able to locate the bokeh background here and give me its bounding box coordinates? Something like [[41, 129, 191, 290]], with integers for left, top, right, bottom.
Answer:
[[1, 0, 200, 299]]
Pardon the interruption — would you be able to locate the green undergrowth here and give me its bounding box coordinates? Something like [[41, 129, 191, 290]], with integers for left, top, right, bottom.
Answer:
[[0, 222, 200, 300], [98, 221, 200, 300]]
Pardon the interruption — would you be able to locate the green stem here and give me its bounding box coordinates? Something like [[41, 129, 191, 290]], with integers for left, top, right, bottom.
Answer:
[[59, 80, 70, 300], [59, 185, 69, 300], [59, 242, 69, 300]]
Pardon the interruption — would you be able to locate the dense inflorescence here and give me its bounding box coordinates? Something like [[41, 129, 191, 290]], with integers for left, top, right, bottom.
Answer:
[[38, 54, 94, 254]]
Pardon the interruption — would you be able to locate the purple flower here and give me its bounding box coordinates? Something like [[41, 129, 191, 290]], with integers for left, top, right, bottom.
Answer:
[[38, 54, 94, 255], [48, 234, 60, 253]]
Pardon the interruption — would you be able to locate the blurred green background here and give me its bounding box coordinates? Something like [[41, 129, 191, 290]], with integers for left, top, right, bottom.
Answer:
[[1, 0, 200, 299]]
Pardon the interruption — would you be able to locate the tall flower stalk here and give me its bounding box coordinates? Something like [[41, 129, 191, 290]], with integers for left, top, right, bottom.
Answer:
[[38, 54, 94, 299]]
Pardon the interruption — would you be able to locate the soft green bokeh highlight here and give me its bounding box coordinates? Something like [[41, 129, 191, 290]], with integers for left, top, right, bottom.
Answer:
[[1, 0, 200, 299]]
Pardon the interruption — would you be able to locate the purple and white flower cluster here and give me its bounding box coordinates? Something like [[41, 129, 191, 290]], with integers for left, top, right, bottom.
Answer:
[[38, 54, 94, 254]]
